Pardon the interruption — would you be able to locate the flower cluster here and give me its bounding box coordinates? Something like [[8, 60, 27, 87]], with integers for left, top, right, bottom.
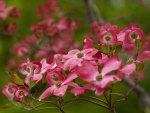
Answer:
[[3, 22, 150, 102], [2, 1, 150, 112], [9, 0, 80, 68], [36, 0, 62, 19], [0, 0, 21, 20], [0, 0, 21, 34], [2, 83, 28, 101]]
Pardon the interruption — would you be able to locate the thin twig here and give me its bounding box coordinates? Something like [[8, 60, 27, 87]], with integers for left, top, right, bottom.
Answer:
[[82, 95, 108, 105], [123, 76, 150, 106]]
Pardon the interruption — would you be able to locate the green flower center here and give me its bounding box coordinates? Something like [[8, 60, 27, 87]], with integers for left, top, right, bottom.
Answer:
[[25, 67, 30, 73], [131, 33, 138, 39], [77, 53, 84, 58], [105, 35, 111, 41], [96, 74, 102, 81], [8, 88, 14, 94], [19, 91, 24, 96], [56, 81, 61, 88]]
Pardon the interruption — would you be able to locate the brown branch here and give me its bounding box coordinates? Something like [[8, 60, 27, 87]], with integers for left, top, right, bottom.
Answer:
[[83, 0, 94, 23], [123, 76, 150, 106]]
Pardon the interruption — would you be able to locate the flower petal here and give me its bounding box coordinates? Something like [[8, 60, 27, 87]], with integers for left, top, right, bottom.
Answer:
[[120, 63, 136, 75], [39, 85, 56, 101], [76, 61, 99, 82], [101, 57, 121, 76]]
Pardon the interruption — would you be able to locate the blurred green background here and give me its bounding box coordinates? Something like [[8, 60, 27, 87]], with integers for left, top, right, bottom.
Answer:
[[0, 0, 150, 113]]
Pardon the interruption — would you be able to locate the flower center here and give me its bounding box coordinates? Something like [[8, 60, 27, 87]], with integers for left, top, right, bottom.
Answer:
[[77, 53, 84, 58], [19, 91, 24, 96], [8, 88, 14, 94], [25, 67, 30, 73], [104, 35, 111, 41], [56, 81, 61, 88], [127, 57, 134, 64], [131, 33, 138, 40], [96, 74, 102, 81]]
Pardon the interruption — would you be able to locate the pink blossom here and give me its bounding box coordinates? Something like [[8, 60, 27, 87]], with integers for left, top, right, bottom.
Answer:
[[19, 58, 52, 85], [118, 24, 144, 52], [98, 23, 119, 45], [76, 57, 121, 95], [37, 0, 62, 18], [90, 20, 101, 33], [12, 43, 29, 56], [2, 83, 18, 99], [4, 22, 18, 34], [9, 7, 21, 18], [14, 86, 28, 101], [57, 18, 80, 32], [63, 48, 98, 71], [0, 1, 20, 20], [39, 71, 77, 100]]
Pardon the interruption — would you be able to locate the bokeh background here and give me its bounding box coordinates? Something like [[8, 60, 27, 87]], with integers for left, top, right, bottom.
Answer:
[[0, 0, 150, 113]]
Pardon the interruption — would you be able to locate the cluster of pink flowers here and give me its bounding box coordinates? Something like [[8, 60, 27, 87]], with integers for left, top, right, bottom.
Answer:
[[0, 0, 21, 20], [0, 0, 21, 34], [36, 0, 62, 19], [2, 0, 150, 109], [8, 0, 79, 61], [3, 22, 150, 101], [2, 83, 28, 101]]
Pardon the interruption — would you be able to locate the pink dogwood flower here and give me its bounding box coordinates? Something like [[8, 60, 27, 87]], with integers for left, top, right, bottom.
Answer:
[[76, 57, 121, 95], [2, 83, 18, 99], [98, 23, 120, 45], [63, 48, 98, 71], [12, 43, 29, 56], [14, 86, 28, 101], [0, 1, 12, 20], [118, 24, 144, 52], [19, 58, 52, 85], [39, 70, 77, 100]]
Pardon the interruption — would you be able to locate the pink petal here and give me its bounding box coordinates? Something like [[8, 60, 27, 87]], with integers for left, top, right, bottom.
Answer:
[[71, 86, 85, 96], [101, 57, 121, 76], [54, 85, 68, 96], [63, 49, 80, 59], [39, 85, 56, 101], [95, 88, 104, 96], [83, 38, 94, 48], [96, 75, 120, 89], [137, 51, 150, 62], [63, 73, 78, 85], [76, 61, 99, 82], [0, 1, 5, 10], [120, 63, 136, 75], [33, 73, 43, 82], [63, 58, 82, 71]]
